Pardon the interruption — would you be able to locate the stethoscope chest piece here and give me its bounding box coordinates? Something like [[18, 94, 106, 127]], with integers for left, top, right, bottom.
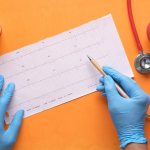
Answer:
[[135, 53, 150, 73]]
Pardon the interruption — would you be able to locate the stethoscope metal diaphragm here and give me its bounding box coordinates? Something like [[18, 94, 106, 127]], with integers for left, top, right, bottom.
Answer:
[[135, 52, 150, 73]]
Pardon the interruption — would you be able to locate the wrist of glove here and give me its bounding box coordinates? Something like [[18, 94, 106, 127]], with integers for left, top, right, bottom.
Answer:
[[117, 122, 148, 148], [96, 66, 149, 149]]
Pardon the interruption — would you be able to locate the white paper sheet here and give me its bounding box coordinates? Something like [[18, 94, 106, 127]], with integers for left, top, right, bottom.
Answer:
[[0, 14, 134, 124]]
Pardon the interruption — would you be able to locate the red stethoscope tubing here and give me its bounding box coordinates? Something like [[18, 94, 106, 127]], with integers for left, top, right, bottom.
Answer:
[[127, 0, 143, 51]]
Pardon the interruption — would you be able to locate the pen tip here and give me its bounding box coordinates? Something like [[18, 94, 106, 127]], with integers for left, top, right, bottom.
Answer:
[[87, 55, 92, 61]]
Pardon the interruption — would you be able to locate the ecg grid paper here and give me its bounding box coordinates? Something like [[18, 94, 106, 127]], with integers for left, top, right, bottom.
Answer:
[[0, 14, 133, 124]]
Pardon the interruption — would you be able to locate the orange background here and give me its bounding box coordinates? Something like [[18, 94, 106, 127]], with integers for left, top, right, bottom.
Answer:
[[0, 0, 150, 149]]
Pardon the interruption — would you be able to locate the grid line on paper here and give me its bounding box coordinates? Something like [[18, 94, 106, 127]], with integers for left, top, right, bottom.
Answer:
[[5, 40, 105, 79], [10, 76, 98, 118], [12, 56, 107, 91], [9, 73, 101, 109], [0, 26, 100, 65]]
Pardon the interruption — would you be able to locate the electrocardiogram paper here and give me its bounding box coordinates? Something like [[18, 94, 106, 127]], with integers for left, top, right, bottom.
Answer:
[[0, 14, 134, 124]]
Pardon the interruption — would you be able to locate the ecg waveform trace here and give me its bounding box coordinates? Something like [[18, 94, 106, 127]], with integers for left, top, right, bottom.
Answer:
[[0, 14, 134, 124]]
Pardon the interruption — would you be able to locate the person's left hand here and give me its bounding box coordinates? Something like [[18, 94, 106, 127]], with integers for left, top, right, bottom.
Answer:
[[0, 75, 24, 150]]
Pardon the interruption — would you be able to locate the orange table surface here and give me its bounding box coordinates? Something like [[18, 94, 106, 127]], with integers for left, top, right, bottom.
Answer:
[[0, 0, 150, 149]]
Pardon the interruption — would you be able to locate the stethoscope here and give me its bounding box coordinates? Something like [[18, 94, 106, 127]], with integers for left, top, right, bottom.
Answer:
[[127, 0, 150, 117], [127, 0, 150, 73]]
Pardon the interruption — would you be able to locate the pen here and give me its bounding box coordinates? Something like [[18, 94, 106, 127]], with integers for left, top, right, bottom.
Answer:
[[87, 55, 130, 99]]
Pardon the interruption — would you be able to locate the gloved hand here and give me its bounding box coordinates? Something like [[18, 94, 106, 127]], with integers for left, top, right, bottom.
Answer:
[[96, 66, 149, 149], [0, 75, 24, 150]]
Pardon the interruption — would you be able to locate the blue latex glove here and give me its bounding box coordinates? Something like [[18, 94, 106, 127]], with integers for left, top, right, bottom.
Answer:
[[96, 66, 149, 149], [0, 75, 24, 150]]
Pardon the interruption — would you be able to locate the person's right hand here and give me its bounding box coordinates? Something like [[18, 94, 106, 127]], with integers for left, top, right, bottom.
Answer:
[[96, 66, 149, 149]]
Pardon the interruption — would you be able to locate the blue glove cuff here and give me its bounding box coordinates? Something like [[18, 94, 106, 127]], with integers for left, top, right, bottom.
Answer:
[[117, 123, 148, 149]]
